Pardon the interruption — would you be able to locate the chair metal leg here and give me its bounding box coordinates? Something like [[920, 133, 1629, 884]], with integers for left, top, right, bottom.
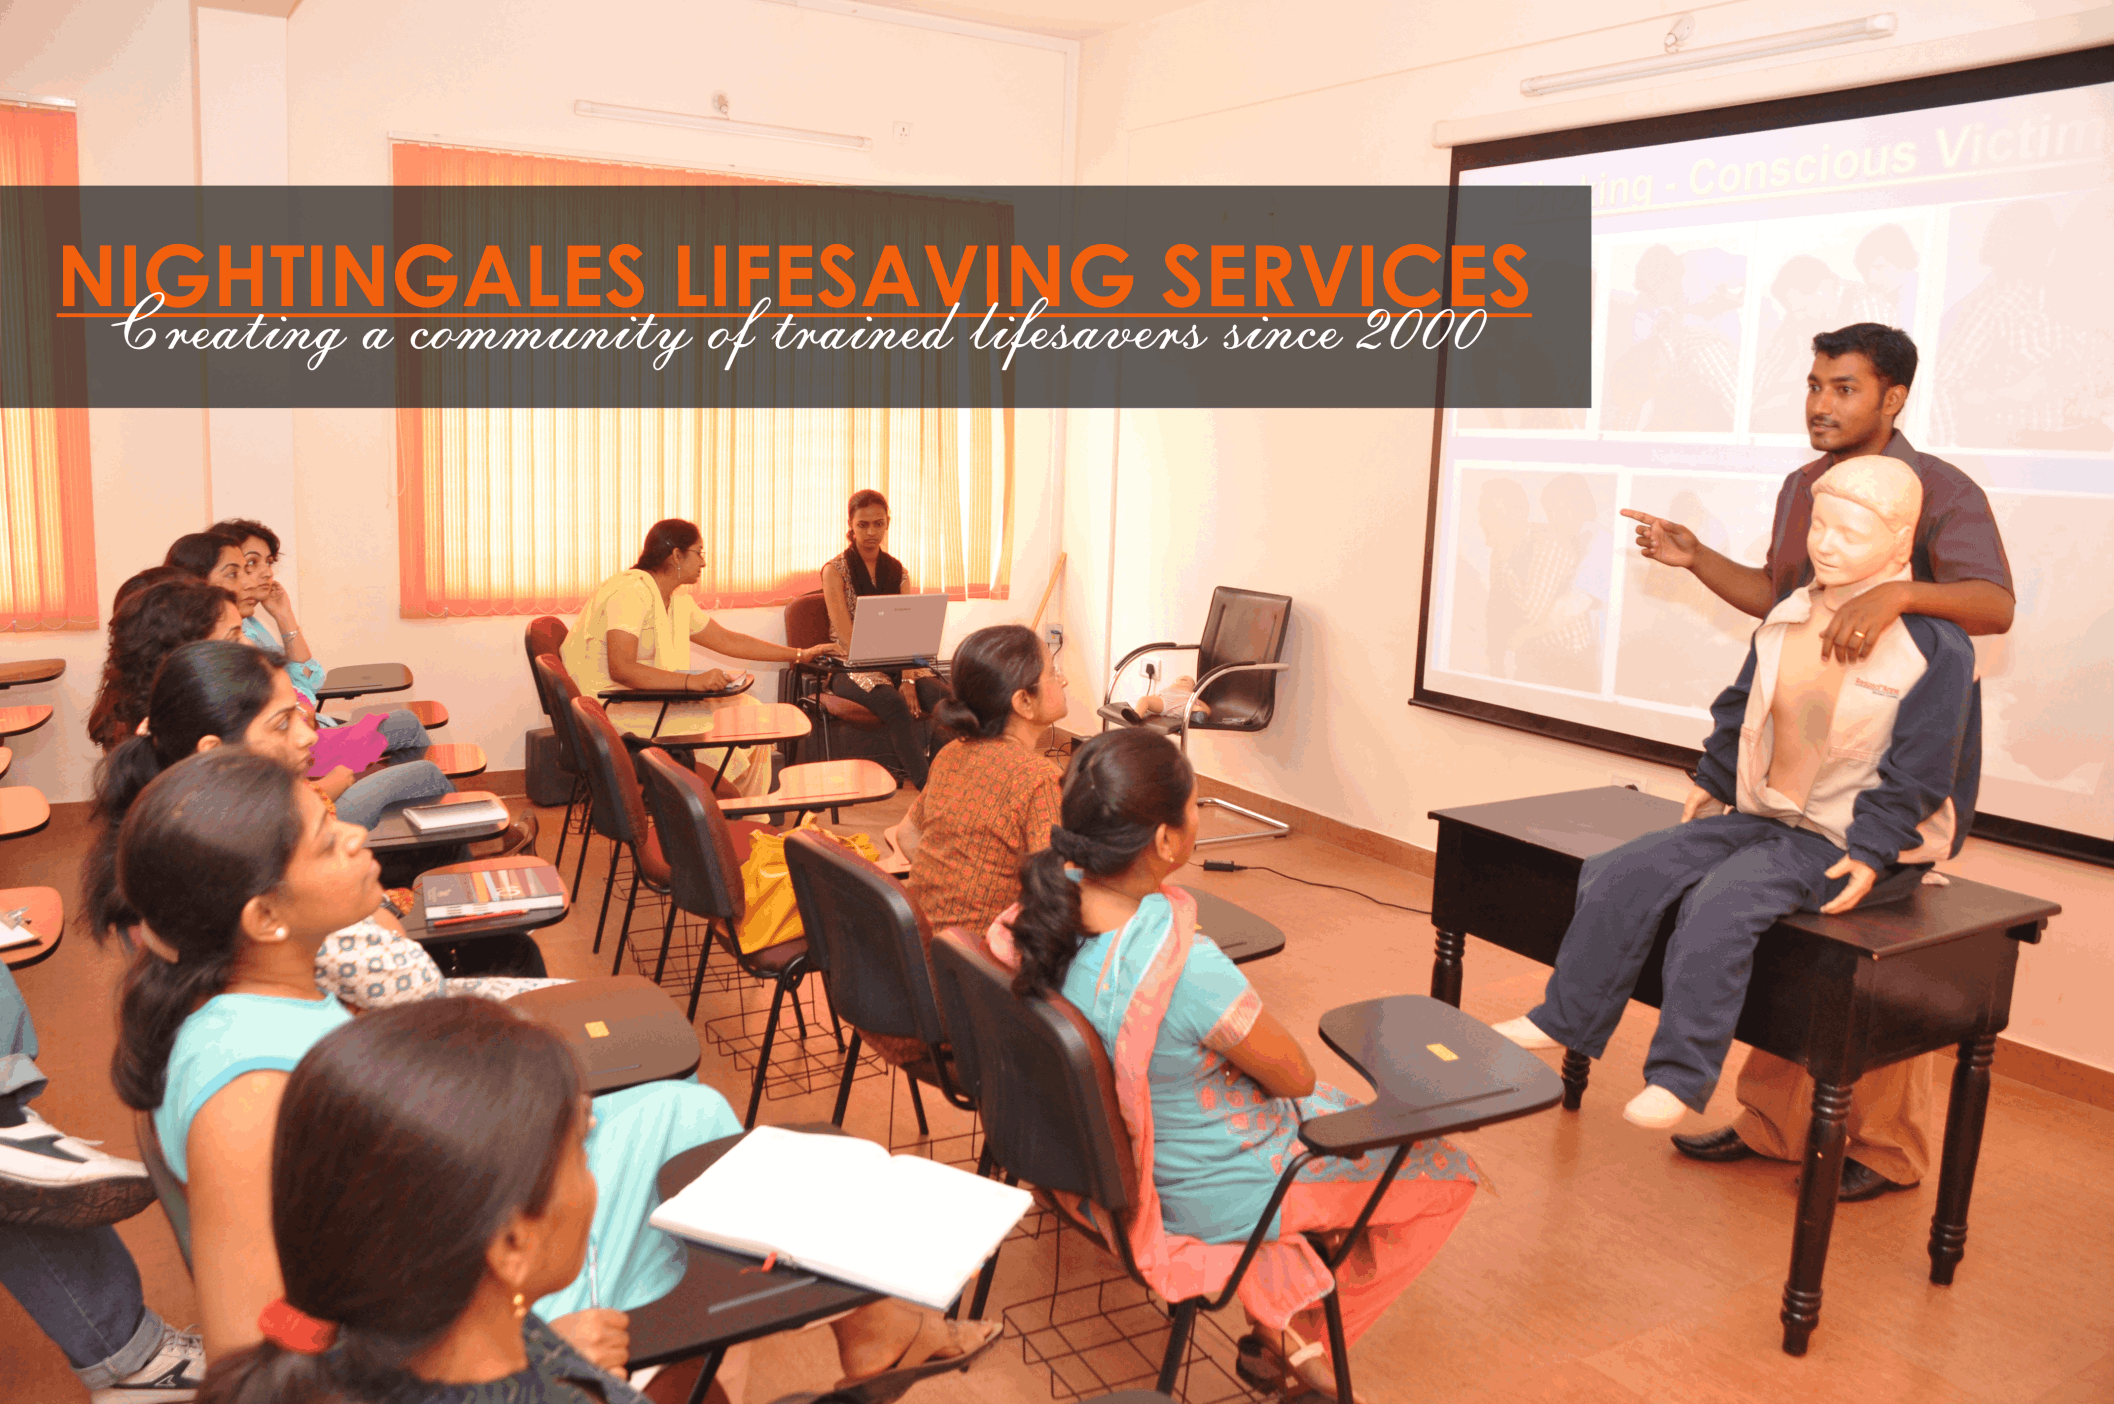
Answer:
[[592, 842, 620, 953], [1323, 1288, 1355, 1404], [553, 776, 583, 870], [1157, 1298, 1199, 1396], [685, 923, 720, 1021], [905, 1070, 930, 1136], [831, 1031, 864, 1127], [743, 977, 793, 1129], [681, 1345, 726, 1404], [609, 865, 642, 975], [790, 977, 810, 1043], [572, 820, 595, 901], [650, 902, 678, 983], [1192, 796, 1291, 846]]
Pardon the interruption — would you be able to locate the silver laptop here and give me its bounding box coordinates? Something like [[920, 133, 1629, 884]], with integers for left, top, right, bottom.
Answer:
[[846, 594, 948, 665]]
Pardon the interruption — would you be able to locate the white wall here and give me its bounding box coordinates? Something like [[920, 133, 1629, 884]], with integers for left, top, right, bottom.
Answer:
[[0, 0, 1073, 806], [0, 0, 204, 805], [277, 0, 1074, 782], [1065, 0, 2114, 1074]]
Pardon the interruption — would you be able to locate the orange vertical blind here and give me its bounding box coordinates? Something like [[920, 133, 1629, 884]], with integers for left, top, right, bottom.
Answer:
[[393, 141, 1012, 618], [0, 101, 96, 631]]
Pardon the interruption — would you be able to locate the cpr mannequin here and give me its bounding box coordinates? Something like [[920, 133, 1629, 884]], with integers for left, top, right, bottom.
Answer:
[[1492, 457, 1978, 1128]]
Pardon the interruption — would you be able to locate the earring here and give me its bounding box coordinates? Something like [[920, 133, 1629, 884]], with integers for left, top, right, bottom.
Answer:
[[512, 1292, 527, 1320], [276, 927, 288, 938]]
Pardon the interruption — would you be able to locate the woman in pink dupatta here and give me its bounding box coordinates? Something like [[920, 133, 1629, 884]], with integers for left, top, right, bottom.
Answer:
[[991, 731, 1477, 1400]]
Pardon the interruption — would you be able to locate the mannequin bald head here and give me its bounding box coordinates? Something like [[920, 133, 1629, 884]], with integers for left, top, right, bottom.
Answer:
[[1808, 455, 1920, 587]]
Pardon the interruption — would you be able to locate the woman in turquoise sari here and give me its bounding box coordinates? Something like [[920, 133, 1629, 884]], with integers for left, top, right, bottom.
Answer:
[[991, 730, 1477, 1401]]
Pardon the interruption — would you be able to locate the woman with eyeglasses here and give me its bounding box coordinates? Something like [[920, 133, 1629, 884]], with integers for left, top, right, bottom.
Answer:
[[560, 520, 844, 797]]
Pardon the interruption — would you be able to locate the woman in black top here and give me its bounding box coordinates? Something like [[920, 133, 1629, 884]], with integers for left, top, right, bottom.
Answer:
[[819, 490, 954, 788]]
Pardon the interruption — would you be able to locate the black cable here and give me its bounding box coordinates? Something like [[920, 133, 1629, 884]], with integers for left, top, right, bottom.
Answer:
[[1192, 858, 1430, 915]]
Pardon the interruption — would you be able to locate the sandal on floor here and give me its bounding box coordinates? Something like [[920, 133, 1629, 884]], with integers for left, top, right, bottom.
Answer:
[[831, 1316, 1003, 1404], [1236, 1325, 1364, 1403]]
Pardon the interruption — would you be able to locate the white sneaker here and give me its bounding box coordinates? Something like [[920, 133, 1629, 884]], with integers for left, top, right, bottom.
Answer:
[[0, 1109, 158, 1229], [89, 1323, 206, 1403], [1491, 1016, 1558, 1051], [1623, 1085, 1690, 1129]]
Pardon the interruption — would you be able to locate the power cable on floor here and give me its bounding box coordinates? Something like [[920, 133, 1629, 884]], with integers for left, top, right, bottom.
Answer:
[[1192, 858, 1431, 915]]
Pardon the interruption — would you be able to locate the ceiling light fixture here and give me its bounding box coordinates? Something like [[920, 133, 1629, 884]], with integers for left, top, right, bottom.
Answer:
[[575, 99, 871, 151], [1521, 14, 1897, 97]]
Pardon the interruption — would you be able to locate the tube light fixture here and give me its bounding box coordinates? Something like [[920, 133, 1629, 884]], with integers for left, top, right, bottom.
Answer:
[[575, 99, 871, 151], [1521, 15, 1897, 97]]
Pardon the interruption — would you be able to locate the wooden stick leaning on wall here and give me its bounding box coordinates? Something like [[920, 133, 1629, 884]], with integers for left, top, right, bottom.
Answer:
[[1028, 552, 1066, 633]]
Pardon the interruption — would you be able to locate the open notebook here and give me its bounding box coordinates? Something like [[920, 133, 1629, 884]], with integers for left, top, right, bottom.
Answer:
[[648, 1126, 1032, 1309]]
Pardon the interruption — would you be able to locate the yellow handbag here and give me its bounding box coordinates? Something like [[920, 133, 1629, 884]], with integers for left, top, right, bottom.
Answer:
[[736, 815, 882, 954]]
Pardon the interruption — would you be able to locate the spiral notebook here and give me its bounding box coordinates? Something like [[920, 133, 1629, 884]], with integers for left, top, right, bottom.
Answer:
[[648, 1126, 1031, 1309]]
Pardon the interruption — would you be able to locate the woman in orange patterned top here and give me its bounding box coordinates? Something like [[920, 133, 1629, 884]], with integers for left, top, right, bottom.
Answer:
[[903, 624, 1069, 941]]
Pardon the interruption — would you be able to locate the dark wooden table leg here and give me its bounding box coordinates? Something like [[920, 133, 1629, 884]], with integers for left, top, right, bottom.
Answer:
[[1780, 1078, 1851, 1355], [1430, 929, 1465, 1007], [1929, 1034, 1995, 1286], [1559, 1049, 1590, 1110]]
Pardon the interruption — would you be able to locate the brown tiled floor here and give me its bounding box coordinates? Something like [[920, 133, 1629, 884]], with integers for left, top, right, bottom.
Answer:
[[3, 787, 2108, 1403]]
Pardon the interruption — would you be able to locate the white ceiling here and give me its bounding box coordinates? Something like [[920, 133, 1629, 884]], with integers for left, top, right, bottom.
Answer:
[[824, 0, 1203, 39]]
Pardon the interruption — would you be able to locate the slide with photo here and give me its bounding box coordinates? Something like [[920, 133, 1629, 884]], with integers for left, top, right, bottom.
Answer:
[[1421, 64, 2114, 851]]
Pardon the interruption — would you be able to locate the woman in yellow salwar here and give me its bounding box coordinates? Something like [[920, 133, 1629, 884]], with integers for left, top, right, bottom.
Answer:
[[562, 520, 842, 797]]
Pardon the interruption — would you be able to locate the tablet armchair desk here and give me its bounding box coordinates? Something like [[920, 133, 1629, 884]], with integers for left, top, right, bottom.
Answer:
[[1424, 785, 2059, 1355]]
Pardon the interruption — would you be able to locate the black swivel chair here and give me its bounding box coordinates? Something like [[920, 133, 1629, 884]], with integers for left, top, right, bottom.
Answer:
[[781, 831, 974, 1137], [1097, 586, 1293, 844], [132, 1111, 192, 1274]]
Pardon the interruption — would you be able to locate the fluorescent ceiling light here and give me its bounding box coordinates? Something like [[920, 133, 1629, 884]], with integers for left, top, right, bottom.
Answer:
[[575, 99, 871, 151], [1521, 15, 1897, 97]]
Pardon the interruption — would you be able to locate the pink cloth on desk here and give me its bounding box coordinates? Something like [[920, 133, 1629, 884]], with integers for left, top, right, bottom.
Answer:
[[308, 713, 388, 778]]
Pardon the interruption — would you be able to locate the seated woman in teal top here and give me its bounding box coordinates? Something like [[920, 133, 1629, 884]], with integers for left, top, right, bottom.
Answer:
[[192, 998, 652, 1404], [993, 730, 1478, 1401], [114, 749, 1000, 1392]]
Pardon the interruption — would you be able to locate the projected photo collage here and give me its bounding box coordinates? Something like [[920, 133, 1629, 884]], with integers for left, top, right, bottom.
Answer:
[[1424, 77, 2114, 841]]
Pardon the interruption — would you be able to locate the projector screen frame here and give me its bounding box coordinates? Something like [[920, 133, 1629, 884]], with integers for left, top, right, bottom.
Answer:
[[1411, 42, 2114, 869]]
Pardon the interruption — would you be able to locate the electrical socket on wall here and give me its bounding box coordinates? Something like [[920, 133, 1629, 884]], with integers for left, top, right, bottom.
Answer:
[[1045, 624, 1062, 651], [892, 121, 913, 142]]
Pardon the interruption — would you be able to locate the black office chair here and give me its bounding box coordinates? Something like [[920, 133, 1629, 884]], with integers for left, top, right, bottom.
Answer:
[[636, 748, 816, 1128], [132, 1111, 191, 1275], [528, 651, 590, 880], [568, 694, 676, 965], [1097, 586, 1293, 844], [932, 926, 1467, 1403], [782, 831, 973, 1139]]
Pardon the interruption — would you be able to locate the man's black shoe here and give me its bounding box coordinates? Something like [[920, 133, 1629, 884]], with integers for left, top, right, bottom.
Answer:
[[1838, 1158, 1916, 1202], [1670, 1126, 1756, 1162]]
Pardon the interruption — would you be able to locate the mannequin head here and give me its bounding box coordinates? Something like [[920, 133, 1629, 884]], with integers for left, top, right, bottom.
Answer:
[[1808, 455, 1921, 587]]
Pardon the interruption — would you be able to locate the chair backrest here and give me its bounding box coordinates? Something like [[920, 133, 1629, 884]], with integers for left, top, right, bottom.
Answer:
[[568, 695, 649, 847], [532, 654, 585, 774], [783, 591, 832, 650], [132, 1110, 193, 1273], [525, 616, 569, 686], [636, 746, 746, 926], [784, 831, 945, 1048], [929, 929, 1137, 1215], [1193, 586, 1292, 731]]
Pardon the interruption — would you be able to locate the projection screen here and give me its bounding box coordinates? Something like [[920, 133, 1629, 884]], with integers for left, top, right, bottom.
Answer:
[[1416, 47, 2114, 864]]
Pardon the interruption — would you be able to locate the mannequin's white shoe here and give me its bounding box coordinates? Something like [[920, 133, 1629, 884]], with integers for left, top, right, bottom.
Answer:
[[1491, 1016, 1558, 1051], [1623, 1085, 1689, 1129]]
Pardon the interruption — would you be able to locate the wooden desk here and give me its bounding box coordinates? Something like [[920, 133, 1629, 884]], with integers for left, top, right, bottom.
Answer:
[[0, 659, 64, 689], [365, 790, 512, 852], [507, 975, 702, 1094], [1, 887, 63, 969], [720, 758, 893, 820], [628, 1127, 879, 1392], [1426, 786, 2060, 1355], [0, 788, 51, 839], [315, 663, 413, 702], [1178, 885, 1285, 965], [0, 706, 53, 739], [328, 698, 450, 731], [601, 675, 756, 739]]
